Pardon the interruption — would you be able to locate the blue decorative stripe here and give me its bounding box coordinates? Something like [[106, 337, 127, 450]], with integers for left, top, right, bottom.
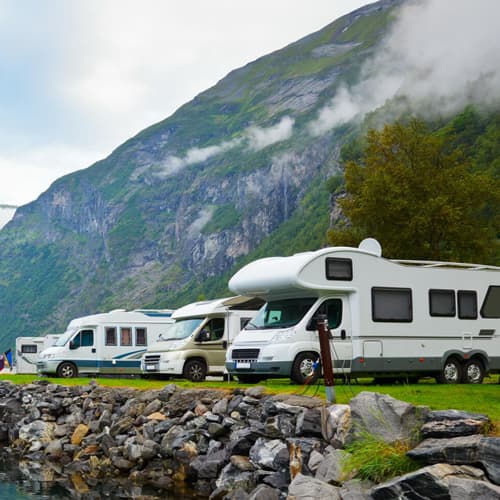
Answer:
[[113, 349, 146, 360]]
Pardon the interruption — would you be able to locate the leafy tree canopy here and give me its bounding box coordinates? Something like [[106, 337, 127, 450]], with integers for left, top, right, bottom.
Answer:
[[328, 119, 500, 263]]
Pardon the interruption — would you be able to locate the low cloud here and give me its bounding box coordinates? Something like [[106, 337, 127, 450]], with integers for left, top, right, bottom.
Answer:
[[247, 116, 295, 150], [156, 116, 295, 178], [309, 0, 500, 136]]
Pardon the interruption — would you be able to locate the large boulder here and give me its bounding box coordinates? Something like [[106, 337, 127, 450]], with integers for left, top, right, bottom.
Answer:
[[348, 391, 428, 445], [287, 472, 342, 499], [371, 463, 500, 499], [407, 435, 500, 485]]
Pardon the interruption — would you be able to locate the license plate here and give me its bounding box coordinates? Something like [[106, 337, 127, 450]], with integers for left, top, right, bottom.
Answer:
[[235, 361, 251, 369], [145, 364, 157, 371]]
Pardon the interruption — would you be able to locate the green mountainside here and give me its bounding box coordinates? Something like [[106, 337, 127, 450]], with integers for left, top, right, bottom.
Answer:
[[0, 0, 498, 348]]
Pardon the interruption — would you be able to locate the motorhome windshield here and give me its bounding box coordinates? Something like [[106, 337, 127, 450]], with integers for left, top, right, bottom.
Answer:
[[159, 318, 203, 340], [55, 328, 78, 346], [245, 298, 316, 330]]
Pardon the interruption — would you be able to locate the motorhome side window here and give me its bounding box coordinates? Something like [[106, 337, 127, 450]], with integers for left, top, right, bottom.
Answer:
[[325, 258, 353, 281], [458, 291, 478, 319], [240, 317, 252, 329], [480, 286, 500, 318], [136, 327, 147, 346], [105, 327, 117, 346], [429, 289, 455, 317], [372, 287, 412, 322], [21, 344, 37, 353], [121, 327, 132, 346], [312, 299, 343, 329], [72, 329, 94, 348]]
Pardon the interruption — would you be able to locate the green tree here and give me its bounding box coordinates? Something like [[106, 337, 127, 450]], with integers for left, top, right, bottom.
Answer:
[[328, 119, 500, 263]]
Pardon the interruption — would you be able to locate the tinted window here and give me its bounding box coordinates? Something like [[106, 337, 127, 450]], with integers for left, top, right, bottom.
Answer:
[[105, 327, 117, 346], [81, 330, 94, 347], [429, 289, 455, 317], [480, 286, 500, 318], [136, 327, 147, 346], [458, 291, 477, 319], [121, 327, 132, 346], [372, 287, 412, 322], [325, 258, 353, 281], [21, 344, 37, 353], [246, 298, 317, 329], [203, 318, 225, 340]]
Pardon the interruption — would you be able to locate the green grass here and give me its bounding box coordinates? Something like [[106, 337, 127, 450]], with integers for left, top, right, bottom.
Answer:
[[343, 431, 420, 482], [1, 374, 499, 427]]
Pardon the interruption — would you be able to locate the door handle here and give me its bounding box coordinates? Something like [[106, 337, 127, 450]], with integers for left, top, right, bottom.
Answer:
[[341, 330, 346, 340], [92, 348, 96, 353], [222, 341, 227, 349]]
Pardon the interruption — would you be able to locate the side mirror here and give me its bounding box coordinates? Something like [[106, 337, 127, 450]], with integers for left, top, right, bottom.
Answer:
[[69, 340, 77, 350]]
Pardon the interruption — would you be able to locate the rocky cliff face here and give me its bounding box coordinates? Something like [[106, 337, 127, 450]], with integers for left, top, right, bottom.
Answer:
[[0, 0, 403, 342]]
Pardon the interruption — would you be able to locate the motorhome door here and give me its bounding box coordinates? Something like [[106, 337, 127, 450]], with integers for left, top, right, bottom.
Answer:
[[69, 329, 97, 372], [196, 317, 227, 372], [313, 298, 352, 375]]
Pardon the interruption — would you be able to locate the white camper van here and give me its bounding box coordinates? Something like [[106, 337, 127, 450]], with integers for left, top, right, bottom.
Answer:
[[37, 309, 174, 378], [141, 296, 263, 381], [226, 239, 500, 385], [15, 334, 60, 374]]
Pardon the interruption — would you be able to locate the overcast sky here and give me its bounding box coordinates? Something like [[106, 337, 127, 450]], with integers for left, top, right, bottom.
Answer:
[[0, 0, 369, 206]]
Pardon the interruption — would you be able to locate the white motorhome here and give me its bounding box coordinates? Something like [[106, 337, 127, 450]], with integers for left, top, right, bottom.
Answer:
[[15, 334, 60, 374], [37, 309, 174, 378], [226, 239, 500, 385], [141, 296, 263, 381]]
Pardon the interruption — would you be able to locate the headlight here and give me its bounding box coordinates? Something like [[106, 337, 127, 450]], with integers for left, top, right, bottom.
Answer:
[[270, 328, 294, 343]]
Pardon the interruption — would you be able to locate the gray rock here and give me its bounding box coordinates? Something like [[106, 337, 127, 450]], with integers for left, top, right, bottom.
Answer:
[[315, 449, 351, 485], [407, 435, 500, 485], [426, 410, 490, 422], [371, 463, 492, 500], [212, 398, 229, 415], [244, 386, 266, 399], [249, 438, 287, 470], [143, 398, 162, 416], [320, 404, 351, 447], [288, 472, 342, 499], [308, 449, 324, 473], [448, 476, 500, 499], [191, 449, 229, 479], [247, 484, 280, 500], [421, 418, 489, 439], [338, 479, 373, 500], [215, 462, 257, 492], [109, 416, 134, 437], [296, 408, 323, 437], [348, 391, 428, 445]]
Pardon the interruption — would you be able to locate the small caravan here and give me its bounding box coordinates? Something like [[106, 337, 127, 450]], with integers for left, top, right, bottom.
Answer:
[[15, 334, 60, 374], [37, 309, 174, 378], [226, 239, 500, 384], [141, 296, 263, 381]]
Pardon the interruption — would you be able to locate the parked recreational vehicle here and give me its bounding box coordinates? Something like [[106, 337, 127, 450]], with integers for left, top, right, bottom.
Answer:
[[15, 334, 60, 374], [226, 239, 500, 384], [141, 296, 263, 381], [37, 309, 174, 378]]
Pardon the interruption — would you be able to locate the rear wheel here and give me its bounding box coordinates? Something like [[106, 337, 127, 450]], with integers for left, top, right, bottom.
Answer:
[[437, 358, 462, 384], [183, 359, 207, 382], [462, 359, 485, 384], [291, 352, 320, 385], [57, 362, 78, 378]]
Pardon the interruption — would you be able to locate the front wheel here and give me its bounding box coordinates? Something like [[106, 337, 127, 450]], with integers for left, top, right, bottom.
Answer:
[[291, 352, 320, 385], [462, 359, 485, 384], [437, 358, 462, 384], [57, 362, 78, 378], [183, 359, 207, 382]]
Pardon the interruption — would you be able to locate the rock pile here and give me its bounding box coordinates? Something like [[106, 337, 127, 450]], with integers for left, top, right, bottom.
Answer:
[[0, 380, 498, 499]]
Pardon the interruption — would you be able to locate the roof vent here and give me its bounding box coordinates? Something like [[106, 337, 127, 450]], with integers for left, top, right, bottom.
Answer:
[[358, 238, 382, 257]]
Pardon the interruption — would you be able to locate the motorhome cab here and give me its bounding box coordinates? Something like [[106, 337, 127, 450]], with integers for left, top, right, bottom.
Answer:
[[141, 296, 263, 381], [37, 309, 174, 378], [15, 334, 60, 374], [226, 239, 500, 385]]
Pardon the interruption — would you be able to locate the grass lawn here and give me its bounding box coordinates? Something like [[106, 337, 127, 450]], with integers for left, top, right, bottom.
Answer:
[[1, 372, 499, 428]]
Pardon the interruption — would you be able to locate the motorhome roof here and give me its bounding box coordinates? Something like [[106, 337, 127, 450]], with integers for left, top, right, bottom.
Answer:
[[171, 296, 260, 320], [228, 244, 500, 297], [68, 309, 175, 327]]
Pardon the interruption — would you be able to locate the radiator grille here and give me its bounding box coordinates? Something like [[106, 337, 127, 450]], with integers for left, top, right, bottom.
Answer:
[[144, 355, 160, 363], [231, 349, 259, 360]]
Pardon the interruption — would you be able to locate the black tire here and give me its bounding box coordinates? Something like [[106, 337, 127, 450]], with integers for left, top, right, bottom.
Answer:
[[183, 359, 207, 382], [462, 359, 485, 384], [437, 358, 462, 384], [236, 374, 265, 383], [57, 362, 78, 378], [291, 352, 320, 385]]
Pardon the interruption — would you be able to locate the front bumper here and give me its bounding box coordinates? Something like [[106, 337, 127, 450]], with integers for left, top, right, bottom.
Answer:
[[225, 360, 292, 377]]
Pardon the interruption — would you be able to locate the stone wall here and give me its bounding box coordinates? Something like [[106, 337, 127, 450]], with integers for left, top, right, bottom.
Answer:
[[0, 380, 498, 499]]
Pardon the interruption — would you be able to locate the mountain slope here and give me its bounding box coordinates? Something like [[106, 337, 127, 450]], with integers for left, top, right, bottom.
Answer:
[[0, 0, 406, 345]]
